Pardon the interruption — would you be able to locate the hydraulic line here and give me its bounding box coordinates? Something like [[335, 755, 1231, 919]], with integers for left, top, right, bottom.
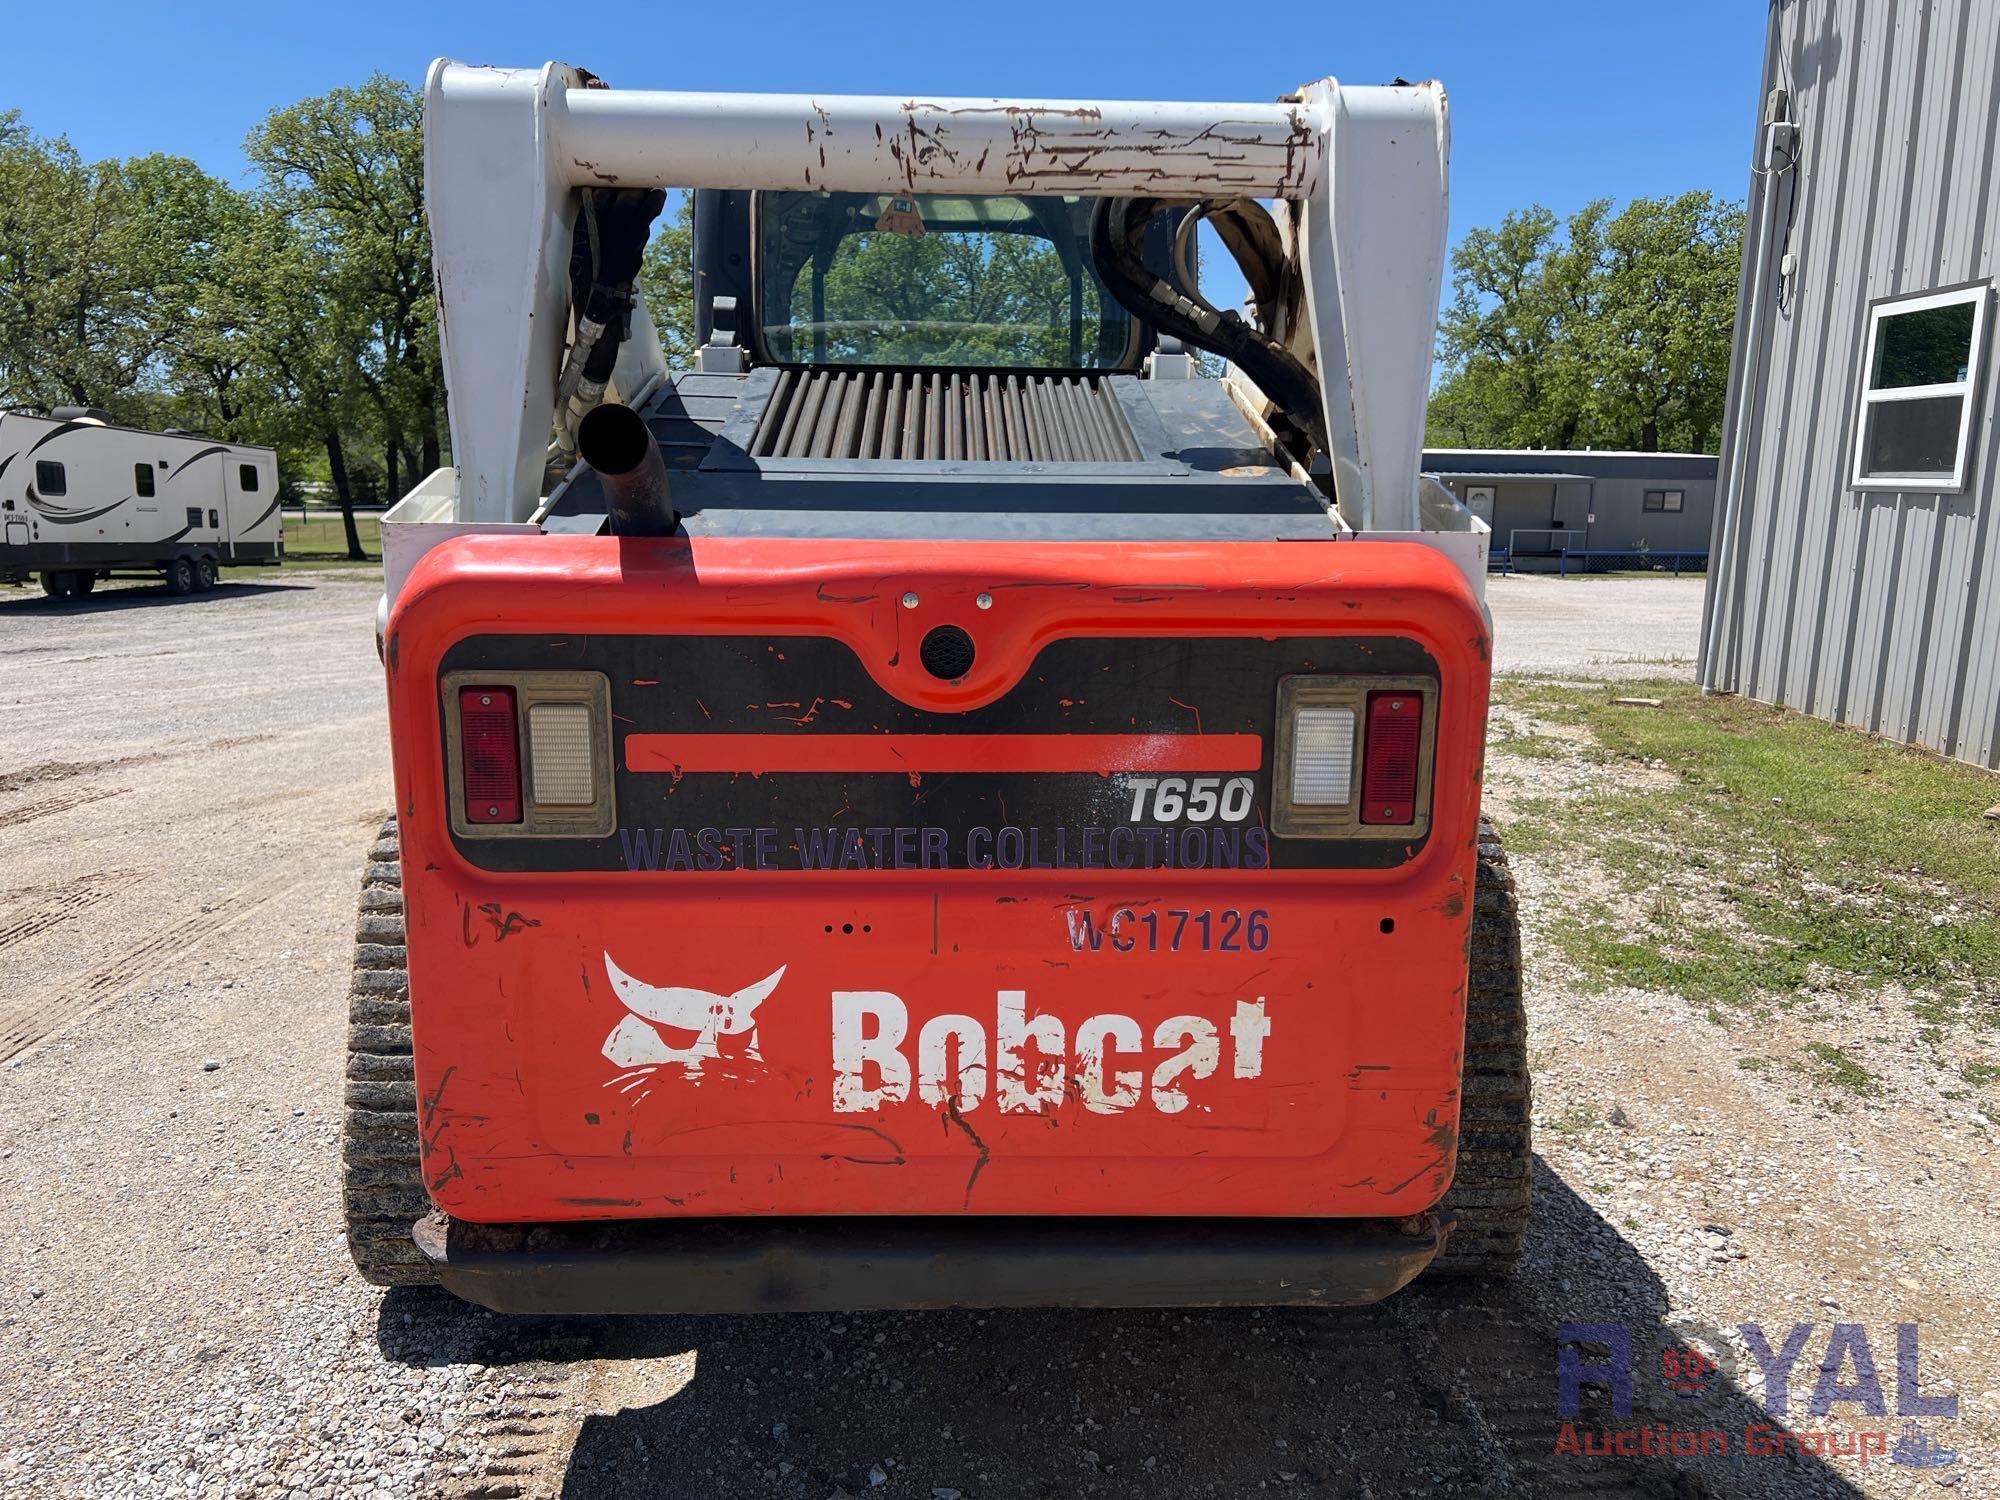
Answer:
[[1090, 197, 1324, 458]]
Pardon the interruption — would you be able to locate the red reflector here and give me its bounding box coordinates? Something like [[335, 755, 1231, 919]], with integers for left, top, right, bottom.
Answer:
[[1360, 691, 1422, 825], [459, 686, 521, 824]]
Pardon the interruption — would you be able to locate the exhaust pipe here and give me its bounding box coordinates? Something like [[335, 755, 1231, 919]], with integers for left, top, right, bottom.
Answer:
[[578, 402, 677, 537]]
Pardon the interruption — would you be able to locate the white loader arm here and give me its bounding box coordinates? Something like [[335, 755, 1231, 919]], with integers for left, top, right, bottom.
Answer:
[[421, 60, 1449, 533]]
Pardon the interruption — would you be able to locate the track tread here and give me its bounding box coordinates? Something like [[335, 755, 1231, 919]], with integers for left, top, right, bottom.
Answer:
[[1429, 818, 1533, 1277], [340, 818, 435, 1286]]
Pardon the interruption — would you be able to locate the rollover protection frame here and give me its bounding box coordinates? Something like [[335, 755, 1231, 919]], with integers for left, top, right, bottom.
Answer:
[[416, 63, 1451, 539]]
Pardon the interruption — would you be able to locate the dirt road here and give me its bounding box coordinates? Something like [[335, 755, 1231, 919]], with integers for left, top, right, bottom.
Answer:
[[2, 569, 1975, 1497]]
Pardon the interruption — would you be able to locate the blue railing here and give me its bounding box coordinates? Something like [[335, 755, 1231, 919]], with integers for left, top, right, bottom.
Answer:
[[1556, 549, 1708, 577], [1488, 547, 1710, 577]]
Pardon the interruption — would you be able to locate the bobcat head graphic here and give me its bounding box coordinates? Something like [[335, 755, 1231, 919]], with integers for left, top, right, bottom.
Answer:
[[600, 953, 786, 1091]]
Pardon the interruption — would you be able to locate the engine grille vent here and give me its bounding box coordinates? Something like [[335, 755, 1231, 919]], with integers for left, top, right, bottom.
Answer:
[[746, 369, 1144, 463]]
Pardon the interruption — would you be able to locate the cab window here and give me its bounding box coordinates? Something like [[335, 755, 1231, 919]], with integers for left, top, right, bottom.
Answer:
[[756, 192, 1134, 369]]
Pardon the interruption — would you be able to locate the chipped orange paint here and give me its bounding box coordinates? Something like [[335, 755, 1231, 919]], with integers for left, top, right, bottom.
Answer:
[[385, 535, 1489, 1225]]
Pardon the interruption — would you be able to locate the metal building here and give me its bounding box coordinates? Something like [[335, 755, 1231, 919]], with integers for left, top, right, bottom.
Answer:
[[1701, 0, 2000, 768], [1425, 449, 1717, 570]]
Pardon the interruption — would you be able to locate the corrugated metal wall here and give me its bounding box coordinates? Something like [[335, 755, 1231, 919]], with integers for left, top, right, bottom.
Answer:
[[1700, 0, 2000, 768]]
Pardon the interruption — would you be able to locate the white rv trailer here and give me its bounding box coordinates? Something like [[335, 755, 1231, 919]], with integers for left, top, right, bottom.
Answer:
[[0, 408, 282, 598]]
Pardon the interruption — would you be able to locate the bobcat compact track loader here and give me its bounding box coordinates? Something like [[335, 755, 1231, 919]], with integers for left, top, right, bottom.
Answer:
[[346, 60, 1531, 1312]]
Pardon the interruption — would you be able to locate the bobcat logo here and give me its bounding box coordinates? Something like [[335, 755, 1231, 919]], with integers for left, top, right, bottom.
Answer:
[[600, 954, 786, 1103]]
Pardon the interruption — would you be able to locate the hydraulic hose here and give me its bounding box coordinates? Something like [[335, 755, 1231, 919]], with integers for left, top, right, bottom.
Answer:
[[1089, 197, 1325, 458]]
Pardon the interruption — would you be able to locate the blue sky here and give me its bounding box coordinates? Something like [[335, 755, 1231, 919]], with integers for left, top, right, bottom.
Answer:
[[11, 0, 1768, 278]]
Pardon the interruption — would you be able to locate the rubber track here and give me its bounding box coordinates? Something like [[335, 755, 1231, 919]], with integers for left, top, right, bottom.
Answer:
[[1429, 818, 1533, 1276], [341, 818, 436, 1286]]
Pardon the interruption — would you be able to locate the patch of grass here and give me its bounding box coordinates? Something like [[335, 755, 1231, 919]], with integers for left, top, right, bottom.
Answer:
[[1547, 1105, 1597, 1136], [1549, 903, 1803, 1009], [1737, 1055, 1773, 1072], [1489, 798, 1570, 857], [1492, 678, 2000, 1023], [1962, 1061, 2000, 1088], [1487, 722, 1572, 761], [1801, 1042, 1880, 1096], [282, 510, 383, 566]]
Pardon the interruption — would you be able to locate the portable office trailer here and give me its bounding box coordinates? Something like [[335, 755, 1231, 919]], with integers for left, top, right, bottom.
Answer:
[[0, 409, 281, 598], [1424, 449, 1717, 569], [1701, 0, 2000, 768]]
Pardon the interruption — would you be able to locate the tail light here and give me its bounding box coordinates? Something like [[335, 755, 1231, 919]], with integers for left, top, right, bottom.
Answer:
[[1361, 691, 1422, 825], [459, 687, 521, 824], [1288, 706, 1358, 806], [526, 702, 598, 805], [446, 672, 615, 838], [1273, 676, 1434, 840]]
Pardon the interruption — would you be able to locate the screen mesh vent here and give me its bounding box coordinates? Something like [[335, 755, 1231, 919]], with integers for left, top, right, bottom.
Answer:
[[747, 369, 1143, 463]]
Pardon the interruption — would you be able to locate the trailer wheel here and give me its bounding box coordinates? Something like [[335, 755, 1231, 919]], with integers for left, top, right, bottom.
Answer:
[[73, 572, 97, 595], [38, 570, 80, 599], [193, 555, 218, 592], [165, 556, 197, 596], [340, 818, 437, 1286], [1427, 817, 1532, 1278]]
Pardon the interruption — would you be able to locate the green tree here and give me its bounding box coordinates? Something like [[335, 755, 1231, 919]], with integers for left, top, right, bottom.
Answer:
[[1590, 192, 1745, 452], [639, 195, 697, 368], [243, 203, 377, 558], [247, 75, 441, 503], [0, 118, 228, 413], [1427, 192, 1742, 453], [158, 176, 272, 441]]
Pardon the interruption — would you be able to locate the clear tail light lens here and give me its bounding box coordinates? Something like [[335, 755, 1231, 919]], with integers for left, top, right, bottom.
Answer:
[[1288, 707, 1357, 805], [458, 686, 522, 824], [527, 701, 597, 805]]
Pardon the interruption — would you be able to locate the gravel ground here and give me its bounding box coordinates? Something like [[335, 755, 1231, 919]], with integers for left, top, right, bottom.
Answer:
[[5, 567, 1973, 1498], [1484, 572, 1706, 679]]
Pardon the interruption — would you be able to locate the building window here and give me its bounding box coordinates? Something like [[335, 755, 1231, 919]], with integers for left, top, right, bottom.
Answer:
[[1851, 283, 1990, 492], [135, 463, 155, 498], [1642, 489, 1686, 513], [36, 460, 66, 496], [239, 463, 259, 492]]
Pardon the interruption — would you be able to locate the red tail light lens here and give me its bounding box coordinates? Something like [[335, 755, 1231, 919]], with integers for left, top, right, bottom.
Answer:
[[1360, 690, 1422, 824], [459, 686, 522, 824]]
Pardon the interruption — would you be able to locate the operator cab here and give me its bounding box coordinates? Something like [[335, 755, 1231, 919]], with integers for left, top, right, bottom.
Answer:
[[542, 188, 1341, 544]]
